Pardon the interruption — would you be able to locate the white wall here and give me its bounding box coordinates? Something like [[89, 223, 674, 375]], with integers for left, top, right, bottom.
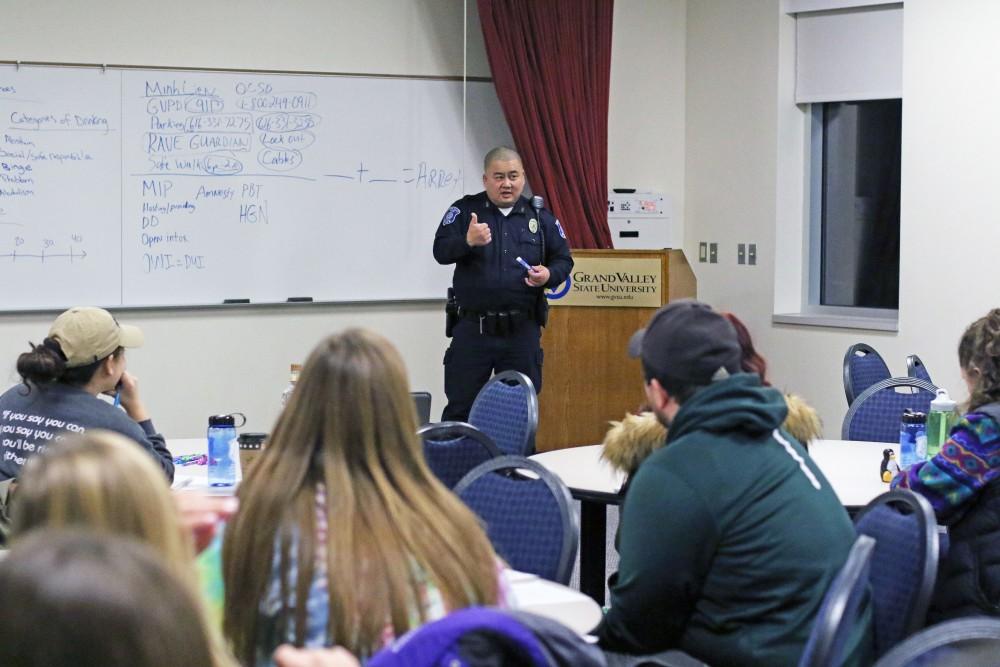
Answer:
[[0, 0, 491, 435], [0, 0, 489, 76], [0, 1, 689, 438], [685, 0, 1000, 436], [609, 0, 687, 213]]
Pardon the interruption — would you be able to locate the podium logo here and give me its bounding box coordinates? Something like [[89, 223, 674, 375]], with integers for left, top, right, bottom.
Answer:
[[549, 257, 662, 308], [545, 277, 572, 300]]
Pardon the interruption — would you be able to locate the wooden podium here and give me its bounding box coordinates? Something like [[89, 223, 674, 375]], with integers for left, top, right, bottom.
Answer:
[[536, 249, 696, 452]]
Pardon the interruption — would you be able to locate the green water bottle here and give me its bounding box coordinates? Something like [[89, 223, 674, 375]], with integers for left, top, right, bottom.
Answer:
[[926, 388, 958, 459]]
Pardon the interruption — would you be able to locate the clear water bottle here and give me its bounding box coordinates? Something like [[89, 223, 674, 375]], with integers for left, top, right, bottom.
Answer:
[[926, 388, 958, 459], [208, 414, 240, 487], [281, 363, 302, 408], [900, 409, 927, 468]]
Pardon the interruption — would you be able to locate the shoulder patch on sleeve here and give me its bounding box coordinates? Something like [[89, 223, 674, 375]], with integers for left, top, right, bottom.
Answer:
[[554, 219, 567, 239], [441, 206, 461, 226]]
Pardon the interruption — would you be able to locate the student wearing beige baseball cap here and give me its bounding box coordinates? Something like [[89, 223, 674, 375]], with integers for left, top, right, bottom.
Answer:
[[0, 307, 173, 483]]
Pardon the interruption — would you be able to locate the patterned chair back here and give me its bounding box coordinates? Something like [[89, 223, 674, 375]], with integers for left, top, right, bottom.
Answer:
[[455, 456, 577, 584], [418, 421, 501, 489], [469, 371, 539, 456], [873, 617, 1000, 667], [854, 490, 939, 659], [798, 535, 876, 667], [906, 355, 933, 385], [844, 343, 893, 406], [842, 377, 938, 443]]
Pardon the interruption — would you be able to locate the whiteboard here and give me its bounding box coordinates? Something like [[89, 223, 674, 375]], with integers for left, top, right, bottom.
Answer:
[[0, 65, 512, 309]]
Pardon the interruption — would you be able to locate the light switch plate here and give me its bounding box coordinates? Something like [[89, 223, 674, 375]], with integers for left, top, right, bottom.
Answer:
[[748, 243, 757, 266], [698, 242, 707, 263], [709, 243, 718, 264], [737, 243, 746, 265]]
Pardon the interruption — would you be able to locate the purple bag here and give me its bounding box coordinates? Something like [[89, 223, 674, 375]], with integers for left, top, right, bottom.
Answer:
[[368, 607, 594, 667]]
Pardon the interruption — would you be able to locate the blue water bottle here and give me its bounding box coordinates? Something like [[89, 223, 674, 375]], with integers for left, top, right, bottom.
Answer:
[[208, 413, 244, 487], [899, 409, 927, 468]]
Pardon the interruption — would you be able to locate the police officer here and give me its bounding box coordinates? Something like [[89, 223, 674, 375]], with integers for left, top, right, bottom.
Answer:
[[434, 146, 574, 422]]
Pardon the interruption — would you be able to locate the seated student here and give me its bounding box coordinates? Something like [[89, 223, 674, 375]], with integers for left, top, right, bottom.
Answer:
[[603, 311, 822, 478], [222, 328, 506, 665], [893, 308, 1000, 622], [0, 306, 172, 482], [12, 430, 191, 573], [0, 529, 229, 667], [9, 430, 233, 639], [596, 300, 871, 666]]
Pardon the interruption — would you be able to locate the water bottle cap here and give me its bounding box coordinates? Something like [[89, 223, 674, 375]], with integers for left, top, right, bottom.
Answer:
[[208, 412, 246, 427], [209, 414, 235, 427], [931, 388, 957, 411]]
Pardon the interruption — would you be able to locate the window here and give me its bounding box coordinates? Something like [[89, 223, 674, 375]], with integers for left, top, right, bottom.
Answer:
[[810, 98, 901, 309], [773, 1, 903, 329]]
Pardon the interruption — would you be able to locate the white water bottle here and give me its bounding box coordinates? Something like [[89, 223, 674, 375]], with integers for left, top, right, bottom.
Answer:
[[281, 363, 301, 408]]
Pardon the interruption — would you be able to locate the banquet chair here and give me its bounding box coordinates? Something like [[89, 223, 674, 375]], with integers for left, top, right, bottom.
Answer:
[[841, 377, 938, 443], [844, 343, 892, 406], [854, 490, 939, 659], [410, 391, 432, 427], [905, 355, 933, 385], [455, 456, 577, 584], [468, 370, 539, 456], [798, 534, 876, 667], [418, 421, 501, 489], [873, 617, 1000, 667]]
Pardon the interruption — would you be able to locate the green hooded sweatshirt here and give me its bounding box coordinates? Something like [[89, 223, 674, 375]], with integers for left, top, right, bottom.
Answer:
[[597, 373, 872, 666]]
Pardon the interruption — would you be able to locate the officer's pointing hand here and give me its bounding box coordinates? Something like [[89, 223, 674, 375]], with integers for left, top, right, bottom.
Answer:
[[466, 213, 492, 247]]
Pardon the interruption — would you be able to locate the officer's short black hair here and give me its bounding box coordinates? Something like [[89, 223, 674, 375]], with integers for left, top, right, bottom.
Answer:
[[483, 146, 521, 172]]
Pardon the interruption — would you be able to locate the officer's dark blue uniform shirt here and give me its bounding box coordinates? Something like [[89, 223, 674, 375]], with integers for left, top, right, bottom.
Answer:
[[433, 192, 573, 313]]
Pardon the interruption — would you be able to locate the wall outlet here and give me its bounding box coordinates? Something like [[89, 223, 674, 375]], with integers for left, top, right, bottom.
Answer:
[[737, 243, 746, 265], [748, 243, 757, 265], [709, 242, 718, 264], [698, 242, 707, 262]]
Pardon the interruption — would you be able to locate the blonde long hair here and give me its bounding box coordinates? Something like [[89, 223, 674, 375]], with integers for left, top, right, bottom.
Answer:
[[11, 431, 234, 667], [12, 430, 192, 573], [222, 329, 499, 661]]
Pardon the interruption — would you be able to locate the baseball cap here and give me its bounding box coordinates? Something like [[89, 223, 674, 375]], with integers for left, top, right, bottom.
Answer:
[[48, 307, 144, 368], [627, 299, 741, 385]]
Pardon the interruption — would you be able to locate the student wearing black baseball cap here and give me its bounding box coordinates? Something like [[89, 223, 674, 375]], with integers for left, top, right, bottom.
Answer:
[[598, 300, 872, 666]]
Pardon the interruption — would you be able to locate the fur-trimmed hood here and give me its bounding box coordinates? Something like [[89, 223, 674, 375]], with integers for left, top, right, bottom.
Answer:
[[601, 392, 823, 476]]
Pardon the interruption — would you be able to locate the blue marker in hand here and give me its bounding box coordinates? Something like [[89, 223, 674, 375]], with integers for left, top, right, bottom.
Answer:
[[515, 256, 532, 272]]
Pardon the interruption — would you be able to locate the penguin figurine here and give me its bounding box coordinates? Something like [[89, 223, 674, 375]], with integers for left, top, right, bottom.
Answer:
[[881, 448, 901, 483]]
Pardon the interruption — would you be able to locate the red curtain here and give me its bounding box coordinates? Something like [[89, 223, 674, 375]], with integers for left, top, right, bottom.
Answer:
[[478, 0, 614, 249]]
